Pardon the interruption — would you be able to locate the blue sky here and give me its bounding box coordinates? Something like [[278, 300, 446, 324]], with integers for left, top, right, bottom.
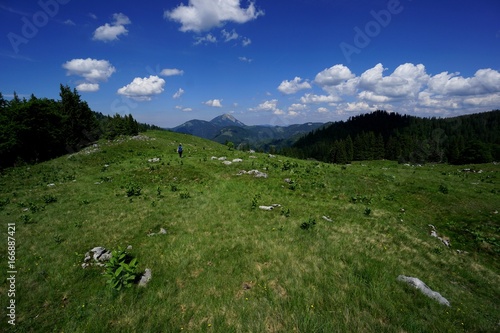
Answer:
[[1, 0, 499, 127]]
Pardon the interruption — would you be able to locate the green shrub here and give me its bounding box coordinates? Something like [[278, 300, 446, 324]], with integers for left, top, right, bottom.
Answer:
[[350, 194, 372, 204], [43, 195, 57, 204], [125, 182, 142, 197], [439, 184, 449, 194], [281, 207, 291, 217], [251, 194, 261, 209], [300, 218, 316, 230], [104, 248, 139, 291]]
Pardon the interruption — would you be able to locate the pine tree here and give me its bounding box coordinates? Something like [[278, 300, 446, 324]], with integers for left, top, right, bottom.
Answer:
[[59, 85, 97, 150], [345, 135, 353, 163]]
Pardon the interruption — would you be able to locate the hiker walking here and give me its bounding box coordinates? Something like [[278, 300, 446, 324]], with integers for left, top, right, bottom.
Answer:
[[177, 144, 183, 158]]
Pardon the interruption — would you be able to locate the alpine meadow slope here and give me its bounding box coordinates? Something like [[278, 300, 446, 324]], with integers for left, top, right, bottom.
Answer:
[[0, 130, 499, 332]]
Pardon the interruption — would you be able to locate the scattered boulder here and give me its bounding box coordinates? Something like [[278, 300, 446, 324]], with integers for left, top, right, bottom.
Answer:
[[322, 216, 333, 222], [148, 228, 167, 237], [131, 135, 154, 141], [232, 158, 243, 162], [237, 169, 268, 178], [247, 169, 268, 178], [222, 161, 232, 165], [148, 157, 160, 163], [397, 275, 450, 306], [428, 224, 450, 247], [82, 246, 112, 268], [138, 268, 152, 287], [218, 157, 227, 161], [259, 204, 281, 211]]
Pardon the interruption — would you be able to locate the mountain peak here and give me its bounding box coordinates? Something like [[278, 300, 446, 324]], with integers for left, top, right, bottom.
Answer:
[[210, 113, 246, 127]]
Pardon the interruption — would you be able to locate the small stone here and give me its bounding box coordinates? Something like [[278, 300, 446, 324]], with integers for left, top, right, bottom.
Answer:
[[397, 275, 450, 306], [138, 268, 152, 287]]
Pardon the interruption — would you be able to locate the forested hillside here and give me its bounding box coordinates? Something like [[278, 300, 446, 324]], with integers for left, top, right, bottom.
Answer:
[[282, 110, 500, 164], [0, 85, 161, 168]]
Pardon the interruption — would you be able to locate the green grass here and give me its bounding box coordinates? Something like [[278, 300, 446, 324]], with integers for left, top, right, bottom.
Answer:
[[0, 130, 499, 332]]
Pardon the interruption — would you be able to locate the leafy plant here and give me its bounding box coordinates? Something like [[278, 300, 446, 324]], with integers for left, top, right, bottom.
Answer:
[[43, 194, 57, 204], [125, 182, 142, 197], [280, 207, 291, 217], [282, 160, 298, 171], [439, 184, 449, 194], [104, 248, 139, 291], [350, 194, 372, 205], [21, 214, 35, 224], [179, 191, 191, 199], [251, 194, 261, 209], [300, 218, 316, 230], [364, 207, 372, 216]]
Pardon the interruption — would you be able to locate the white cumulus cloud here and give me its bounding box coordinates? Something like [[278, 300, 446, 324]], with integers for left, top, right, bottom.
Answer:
[[427, 68, 500, 96], [300, 93, 340, 104], [161, 68, 184, 76], [249, 99, 284, 115], [76, 83, 99, 92], [358, 63, 429, 100], [93, 13, 131, 42], [315, 64, 355, 86], [204, 99, 223, 107], [117, 75, 166, 101], [62, 58, 115, 91], [165, 0, 264, 32], [278, 77, 312, 95], [280, 63, 500, 119], [288, 103, 308, 111]]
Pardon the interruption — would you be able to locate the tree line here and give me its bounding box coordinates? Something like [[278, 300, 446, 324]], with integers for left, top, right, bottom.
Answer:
[[0, 85, 162, 168], [281, 110, 500, 165]]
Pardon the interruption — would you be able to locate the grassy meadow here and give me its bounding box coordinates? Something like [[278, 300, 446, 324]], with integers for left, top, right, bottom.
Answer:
[[0, 130, 499, 332]]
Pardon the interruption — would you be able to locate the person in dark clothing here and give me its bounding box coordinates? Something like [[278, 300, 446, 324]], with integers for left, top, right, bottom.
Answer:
[[177, 144, 183, 158]]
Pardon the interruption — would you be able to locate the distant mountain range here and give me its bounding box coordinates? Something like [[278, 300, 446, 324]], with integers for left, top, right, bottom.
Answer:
[[170, 114, 326, 150]]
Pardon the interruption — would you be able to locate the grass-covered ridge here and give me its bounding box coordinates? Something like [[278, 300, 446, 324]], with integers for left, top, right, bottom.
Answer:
[[0, 130, 499, 332]]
